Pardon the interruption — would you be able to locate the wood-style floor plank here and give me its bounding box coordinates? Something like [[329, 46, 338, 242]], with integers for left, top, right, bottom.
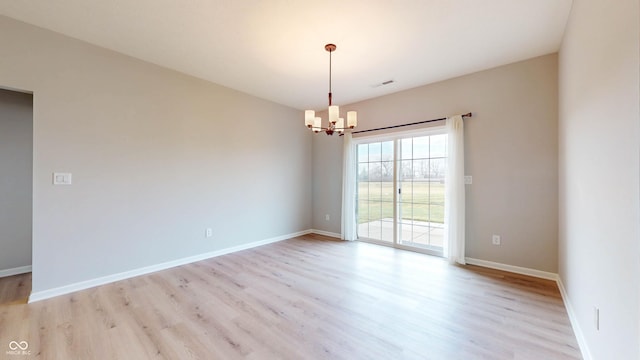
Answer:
[[0, 272, 31, 305], [0, 235, 582, 359]]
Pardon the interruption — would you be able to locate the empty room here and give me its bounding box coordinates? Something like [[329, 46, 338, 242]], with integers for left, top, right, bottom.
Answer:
[[0, 1, 638, 359]]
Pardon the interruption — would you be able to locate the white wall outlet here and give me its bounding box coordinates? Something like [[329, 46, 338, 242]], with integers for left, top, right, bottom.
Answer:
[[464, 175, 473, 185], [492, 235, 501, 245], [325, 214, 330, 221], [205, 228, 213, 238], [594, 307, 600, 330]]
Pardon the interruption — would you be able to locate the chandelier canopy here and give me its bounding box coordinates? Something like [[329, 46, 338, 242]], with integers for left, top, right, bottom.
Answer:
[[304, 44, 357, 135]]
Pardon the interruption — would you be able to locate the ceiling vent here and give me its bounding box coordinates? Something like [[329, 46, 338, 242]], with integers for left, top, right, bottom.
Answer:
[[372, 79, 395, 88]]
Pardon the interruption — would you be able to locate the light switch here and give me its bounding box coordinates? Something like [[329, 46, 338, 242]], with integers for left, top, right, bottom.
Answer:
[[53, 172, 72, 185], [464, 175, 473, 185]]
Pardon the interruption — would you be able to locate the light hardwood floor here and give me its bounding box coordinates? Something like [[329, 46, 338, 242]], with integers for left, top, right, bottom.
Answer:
[[0, 235, 581, 359], [0, 272, 31, 306]]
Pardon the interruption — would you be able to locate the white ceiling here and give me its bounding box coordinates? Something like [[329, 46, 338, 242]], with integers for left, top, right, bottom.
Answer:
[[0, 0, 572, 111]]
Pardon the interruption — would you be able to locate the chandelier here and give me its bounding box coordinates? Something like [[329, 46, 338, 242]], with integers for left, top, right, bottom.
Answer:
[[304, 44, 357, 135]]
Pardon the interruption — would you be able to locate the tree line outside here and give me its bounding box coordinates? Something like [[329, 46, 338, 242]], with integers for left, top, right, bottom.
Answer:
[[358, 158, 446, 182]]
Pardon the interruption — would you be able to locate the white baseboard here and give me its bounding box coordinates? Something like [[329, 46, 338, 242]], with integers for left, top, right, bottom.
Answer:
[[309, 229, 342, 239], [465, 257, 558, 281], [0, 265, 32, 278], [556, 277, 592, 360], [28, 230, 309, 303]]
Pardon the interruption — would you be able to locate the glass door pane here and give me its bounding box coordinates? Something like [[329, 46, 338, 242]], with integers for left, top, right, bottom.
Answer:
[[397, 135, 447, 253], [357, 141, 394, 243]]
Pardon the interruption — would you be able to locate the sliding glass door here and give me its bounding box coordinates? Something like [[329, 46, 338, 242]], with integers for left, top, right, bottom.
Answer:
[[356, 130, 447, 255]]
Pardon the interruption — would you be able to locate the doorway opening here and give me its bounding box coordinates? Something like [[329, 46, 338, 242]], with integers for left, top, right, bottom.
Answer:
[[0, 88, 33, 305]]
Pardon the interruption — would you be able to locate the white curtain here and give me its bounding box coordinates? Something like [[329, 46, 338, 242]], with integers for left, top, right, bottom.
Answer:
[[444, 115, 466, 264], [341, 132, 357, 241]]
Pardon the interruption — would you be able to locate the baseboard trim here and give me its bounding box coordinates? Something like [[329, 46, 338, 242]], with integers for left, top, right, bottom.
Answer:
[[0, 265, 32, 278], [556, 277, 592, 360], [309, 229, 342, 239], [28, 230, 309, 303], [465, 257, 558, 281]]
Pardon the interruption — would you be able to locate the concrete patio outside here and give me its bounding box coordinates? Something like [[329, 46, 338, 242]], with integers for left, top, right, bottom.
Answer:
[[358, 218, 444, 249]]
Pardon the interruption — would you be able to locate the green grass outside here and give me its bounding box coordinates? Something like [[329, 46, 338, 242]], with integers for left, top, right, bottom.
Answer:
[[357, 181, 445, 224]]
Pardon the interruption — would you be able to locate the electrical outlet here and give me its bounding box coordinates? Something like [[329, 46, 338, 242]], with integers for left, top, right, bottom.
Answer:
[[464, 175, 473, 185], [492, 235, 501, 245], [325, 214, 330, 221], [205, 228, 213, 238]]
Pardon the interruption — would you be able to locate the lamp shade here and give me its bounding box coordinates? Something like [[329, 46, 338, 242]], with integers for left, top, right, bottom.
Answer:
[[313, 117, 322, 132], [305, 110, 315, 127], [329, 105, 339, 124], [336, 118, 344, 133], [347, 111, 357, 128]]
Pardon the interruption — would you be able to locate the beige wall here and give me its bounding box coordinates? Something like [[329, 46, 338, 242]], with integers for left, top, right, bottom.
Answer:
[[558, 0, 640, 358], [311, 132, 342, 235], [0, 16, 312, 294], [0, 89, 33, 272], [313, 54, 559, 273]]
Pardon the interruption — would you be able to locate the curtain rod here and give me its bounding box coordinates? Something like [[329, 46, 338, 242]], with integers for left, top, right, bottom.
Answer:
[[342, 112, 472, 136]]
